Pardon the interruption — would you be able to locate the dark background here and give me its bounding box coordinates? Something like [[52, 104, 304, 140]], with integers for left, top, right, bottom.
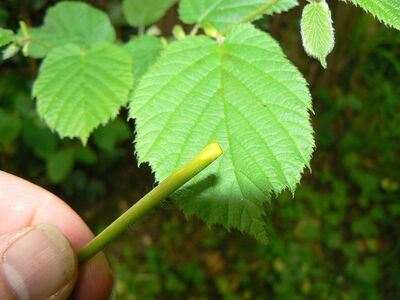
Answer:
[[0, 0, 399, 299]]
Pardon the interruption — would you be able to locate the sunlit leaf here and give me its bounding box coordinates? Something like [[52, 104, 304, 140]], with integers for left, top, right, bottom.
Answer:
[[33, 43, 133, 142], [130, 24, 314, 242], [122, 0, 176, 26], [179, 0, 298, 30], [301, 0, 335, 68], [25, 2, 115, 58], [343, 0, 400, 30]]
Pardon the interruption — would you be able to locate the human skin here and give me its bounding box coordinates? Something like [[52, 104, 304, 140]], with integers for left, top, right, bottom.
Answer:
[[0, 170, 113, 299]]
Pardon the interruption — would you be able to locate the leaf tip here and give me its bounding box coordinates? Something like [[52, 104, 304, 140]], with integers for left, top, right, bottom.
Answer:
[[320, 57, 328, 69]]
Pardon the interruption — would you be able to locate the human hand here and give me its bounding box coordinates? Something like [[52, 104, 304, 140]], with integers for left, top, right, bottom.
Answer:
[[0, 171, 113, 299]]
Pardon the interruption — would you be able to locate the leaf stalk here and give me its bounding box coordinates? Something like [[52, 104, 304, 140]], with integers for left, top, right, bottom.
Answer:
[[77, 142, 223, 264]]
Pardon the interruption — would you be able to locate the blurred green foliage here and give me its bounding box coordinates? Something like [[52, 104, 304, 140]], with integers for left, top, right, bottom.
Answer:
[[1, 1, 399, 299]]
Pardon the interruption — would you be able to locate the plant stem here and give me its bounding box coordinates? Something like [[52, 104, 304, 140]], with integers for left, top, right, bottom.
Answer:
[[240, 0, 280, 23], [18, 21, 53, 51], [77, 142, 223, 264], [189, 24, 199, 36]]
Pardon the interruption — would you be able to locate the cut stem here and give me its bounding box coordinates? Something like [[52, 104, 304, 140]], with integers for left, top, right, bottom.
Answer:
[[77, 142, 223, 264]]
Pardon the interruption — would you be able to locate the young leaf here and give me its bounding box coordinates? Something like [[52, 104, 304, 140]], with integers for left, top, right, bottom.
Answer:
[[122, 0, 176, 26], [343, 0, 400, 30], [33, 43, 133, 143], [24, 2, 115, 58], [179, 0, 299, 31], [130, 24, 314, 242], [301, 0, 335, 68], [124, 35, 164, 84], [2, 44, 19, 60], [0, 28, 14, 47]]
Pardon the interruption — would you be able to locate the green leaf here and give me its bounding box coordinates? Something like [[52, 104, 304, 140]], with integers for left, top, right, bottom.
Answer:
[[301, 0, 335, 68], [122, 0, 176, 26], [93, 118, 132, 152], [0, 28, 14, 47], [46, 148, 75, 183], [266, 0, 300, 14], [124, 35, 164, 84], [22, 122, 59, 159], [130, 24, 314, 242], [2, 44, 19, 60], [33, 43, 133, 143], [25, 2, 115, 58], [179, 0, 298, 30], [343, 0, 400, 30], [74, 146, 97, 164]]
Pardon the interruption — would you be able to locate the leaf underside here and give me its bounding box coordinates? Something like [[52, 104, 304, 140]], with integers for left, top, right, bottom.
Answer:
[[26, 2, 115, 58], [130, 24, 314, 242], [344, 0, 400, 30], [33, 43, 133, 142], [179, 0, 299, 30], [122, 0, 177, 26], [301, 1, 335, 68]]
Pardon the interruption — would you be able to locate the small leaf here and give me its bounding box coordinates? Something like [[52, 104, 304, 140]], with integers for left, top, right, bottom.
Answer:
[[122, 0, 176, 26], [25, 2, 115, 58], [0, 28, 14, 47], [93, 118, 131, 152], [130, 24, 314, 242], [179, 0, 298, 31], [301, 0, 335, 68], [74, 146, 97, 164], [46, 148, 75, 183], [343, 0, 400, 30], [2, 44, 19, 60], [124, 35, 164, 84], [33, 43, 133, 143]]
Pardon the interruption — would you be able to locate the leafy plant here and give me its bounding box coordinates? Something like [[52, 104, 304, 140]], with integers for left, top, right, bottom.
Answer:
[[0, 0, 398, 262]]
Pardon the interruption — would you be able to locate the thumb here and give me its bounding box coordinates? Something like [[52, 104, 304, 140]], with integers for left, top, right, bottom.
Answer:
[[0, 224, 78, 300]]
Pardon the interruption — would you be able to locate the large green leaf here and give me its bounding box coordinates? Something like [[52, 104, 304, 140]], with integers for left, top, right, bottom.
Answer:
[[124, 35, 164, 84], [344, 0, 400, 30], [179, 0, 299, 30], [122, 0, 177, 26], [130, 24, 314, 242], [301, 0, 335, 68], [33, 43, 133, 142], [26, 2, 115, 58]]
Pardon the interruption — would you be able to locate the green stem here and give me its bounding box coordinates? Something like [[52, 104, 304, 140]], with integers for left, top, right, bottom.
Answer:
[[18, 21, 53, 51], [189, 24, 199, 36], [18, 37, 53, 50], [240, 0, 280, 23], [77, 142, 223, 264]]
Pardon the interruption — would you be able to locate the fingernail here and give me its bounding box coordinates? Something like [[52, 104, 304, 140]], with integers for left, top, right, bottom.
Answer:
[[1, 224, 77, 300]]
